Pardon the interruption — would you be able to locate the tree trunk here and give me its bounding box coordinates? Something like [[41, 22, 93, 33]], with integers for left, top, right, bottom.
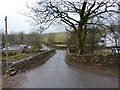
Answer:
[[76, 25, 87, 55], [77, 33, 84, 55]]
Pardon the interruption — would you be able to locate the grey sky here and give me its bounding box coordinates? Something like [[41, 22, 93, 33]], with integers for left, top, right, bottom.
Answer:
[[0, 0, 32, 34], [1, 0, 116, 34], [0, 0, 65, 34]]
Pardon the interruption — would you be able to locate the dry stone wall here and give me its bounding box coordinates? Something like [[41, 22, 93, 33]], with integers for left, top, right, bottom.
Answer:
[[6, 49, 56, 76]]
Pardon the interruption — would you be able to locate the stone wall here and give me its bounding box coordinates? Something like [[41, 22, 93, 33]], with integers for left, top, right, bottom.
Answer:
[[6, 49, 56, 76], [66, 53, 119, 68]]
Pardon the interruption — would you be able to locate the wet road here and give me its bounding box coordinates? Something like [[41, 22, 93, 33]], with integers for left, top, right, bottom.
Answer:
[[21, 50, 118, 88]]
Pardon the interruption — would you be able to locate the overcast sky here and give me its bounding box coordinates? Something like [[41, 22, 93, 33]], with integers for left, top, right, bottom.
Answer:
[[0, 0, 31, 34], [1, 0, 116, 34], [0, 0, 65, 34]]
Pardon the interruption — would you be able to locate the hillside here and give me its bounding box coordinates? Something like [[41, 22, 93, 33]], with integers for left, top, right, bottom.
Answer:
[[43, 32, 68, 42]]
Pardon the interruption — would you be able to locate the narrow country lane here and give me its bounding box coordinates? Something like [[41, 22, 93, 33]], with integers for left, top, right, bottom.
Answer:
[[19, 50, 118, 88]]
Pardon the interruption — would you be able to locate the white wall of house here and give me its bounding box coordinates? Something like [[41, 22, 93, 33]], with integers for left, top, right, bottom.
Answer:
[[99, 31, 120, 47]]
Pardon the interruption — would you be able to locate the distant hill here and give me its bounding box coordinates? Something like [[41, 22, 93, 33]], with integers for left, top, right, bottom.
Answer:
[[43, 32, 68, 42]]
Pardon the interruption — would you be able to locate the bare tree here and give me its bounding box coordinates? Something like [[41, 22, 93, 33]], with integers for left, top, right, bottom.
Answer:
[[27, 31, 42, 52], [18, 32, 25, 44], [8, 32, 17, 45], [26, 0, 119, 55], [47, 33, 55, 46], [65, 31, 76, 48], [0, 29, 5, 48], [100, 2, 120, 49]]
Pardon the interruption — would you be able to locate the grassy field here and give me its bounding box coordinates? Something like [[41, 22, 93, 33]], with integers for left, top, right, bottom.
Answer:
[[94, 51, 113, 55], [43, 32, 68, 42], [54, 33, 68, 42]]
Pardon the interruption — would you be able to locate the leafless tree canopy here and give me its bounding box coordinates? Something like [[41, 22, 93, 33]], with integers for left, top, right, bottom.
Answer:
[[27, 0, 119, 27], [26, 0, 120, 54]]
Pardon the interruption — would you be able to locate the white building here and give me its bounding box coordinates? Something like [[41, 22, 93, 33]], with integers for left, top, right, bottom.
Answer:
[[99, 31, 120, 47]]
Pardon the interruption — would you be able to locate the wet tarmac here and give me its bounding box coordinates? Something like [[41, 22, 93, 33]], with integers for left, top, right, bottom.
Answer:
[[20, 50, 118, 88]]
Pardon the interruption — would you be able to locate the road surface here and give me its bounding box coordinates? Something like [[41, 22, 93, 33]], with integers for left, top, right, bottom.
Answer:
[[41, 45, 51, 51], [19, 50, 118, 88]]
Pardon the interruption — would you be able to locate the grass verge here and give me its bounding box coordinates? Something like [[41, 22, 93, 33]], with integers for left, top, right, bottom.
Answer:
[[2, 53, 36, 62]]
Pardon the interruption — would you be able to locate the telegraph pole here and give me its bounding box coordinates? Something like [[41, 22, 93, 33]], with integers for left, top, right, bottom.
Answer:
[[5, 16, 8, 67]]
